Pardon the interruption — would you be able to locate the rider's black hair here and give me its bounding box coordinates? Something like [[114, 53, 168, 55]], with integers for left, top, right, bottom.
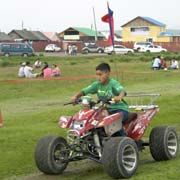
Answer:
[[96, 63, 111, 72]]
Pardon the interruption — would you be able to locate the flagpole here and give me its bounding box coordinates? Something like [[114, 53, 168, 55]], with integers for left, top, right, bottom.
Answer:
[[22, 20, 24, 30], [92, 6, 98, 41], [107, 2, 114, 48]]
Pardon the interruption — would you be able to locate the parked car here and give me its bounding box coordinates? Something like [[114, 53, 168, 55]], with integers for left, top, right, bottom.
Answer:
[[139, 45, 167, 53], [45, 44, 61, 52], [133, 42, 153, 52], [0, 42, 34, 57], [81, 44, 104, 54], [104, 45, 134, 55]]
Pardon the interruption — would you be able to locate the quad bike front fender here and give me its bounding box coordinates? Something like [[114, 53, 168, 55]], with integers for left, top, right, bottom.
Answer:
[[58, 116, 72, 129]]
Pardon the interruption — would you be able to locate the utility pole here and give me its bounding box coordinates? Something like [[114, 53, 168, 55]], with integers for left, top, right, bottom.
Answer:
[[21, 20, 24, 30], [92, 6, 98, 41]]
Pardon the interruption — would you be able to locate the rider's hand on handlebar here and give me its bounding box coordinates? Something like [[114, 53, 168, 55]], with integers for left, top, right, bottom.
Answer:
[[70, 91, 84, 105], [111, 96, 122, 103], [71, 96, 78, 105]]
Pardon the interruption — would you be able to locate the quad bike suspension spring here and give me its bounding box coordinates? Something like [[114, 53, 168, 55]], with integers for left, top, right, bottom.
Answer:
[[93, 133, 102, 157]]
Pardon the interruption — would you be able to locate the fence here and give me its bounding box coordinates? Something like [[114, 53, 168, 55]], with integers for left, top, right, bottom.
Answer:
[[31, 40, 180, 52]]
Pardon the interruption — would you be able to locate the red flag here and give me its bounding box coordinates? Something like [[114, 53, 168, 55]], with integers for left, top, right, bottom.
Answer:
[[101, 3, 114, 46]]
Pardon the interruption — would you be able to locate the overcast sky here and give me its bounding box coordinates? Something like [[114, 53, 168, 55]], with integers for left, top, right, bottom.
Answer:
[[0, 0, 180, 33]]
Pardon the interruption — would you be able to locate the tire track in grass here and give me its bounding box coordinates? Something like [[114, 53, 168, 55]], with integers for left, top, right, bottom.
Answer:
[[3, 160, 102, 180]]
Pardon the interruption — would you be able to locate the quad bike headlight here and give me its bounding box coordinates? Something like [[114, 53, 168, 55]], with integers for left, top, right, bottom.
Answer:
[[73, 120, 86, 130]]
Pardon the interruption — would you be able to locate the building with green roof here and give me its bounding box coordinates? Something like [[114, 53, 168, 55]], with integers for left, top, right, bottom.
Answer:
[[59, 27, 105, 41]]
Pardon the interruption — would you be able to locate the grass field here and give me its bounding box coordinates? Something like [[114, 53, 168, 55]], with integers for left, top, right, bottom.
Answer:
[[0, 54, 180, 180]]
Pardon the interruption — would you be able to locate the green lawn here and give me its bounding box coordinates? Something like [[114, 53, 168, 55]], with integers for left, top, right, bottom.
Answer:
[[0, 54, 180, 180]]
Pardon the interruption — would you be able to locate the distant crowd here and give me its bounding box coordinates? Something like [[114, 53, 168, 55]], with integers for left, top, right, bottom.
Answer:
[[151, 56, 179, 70], [65, 45, 77, 56], [18, 58, 61, 78]]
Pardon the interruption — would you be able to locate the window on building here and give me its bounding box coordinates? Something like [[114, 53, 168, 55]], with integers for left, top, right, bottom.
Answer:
[[146, 38, 153, 43], [64, 30, 79, 35], [130, 27, 149, 35]]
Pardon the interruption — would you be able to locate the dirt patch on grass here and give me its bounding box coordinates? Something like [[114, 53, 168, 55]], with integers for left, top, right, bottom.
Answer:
[[4, 160, 102, 180]]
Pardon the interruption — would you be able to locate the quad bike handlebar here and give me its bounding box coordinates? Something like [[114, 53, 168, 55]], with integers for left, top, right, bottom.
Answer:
[[64, 98, 84, 106], [64, 97, 113, 108], [64, 93, 160, 111]]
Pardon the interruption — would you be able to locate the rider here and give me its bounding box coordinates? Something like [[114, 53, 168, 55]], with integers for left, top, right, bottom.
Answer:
[[71, 62, 129, 136]]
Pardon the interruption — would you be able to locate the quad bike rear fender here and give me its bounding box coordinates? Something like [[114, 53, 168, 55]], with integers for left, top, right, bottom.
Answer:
[[126, 107, 159, 140]]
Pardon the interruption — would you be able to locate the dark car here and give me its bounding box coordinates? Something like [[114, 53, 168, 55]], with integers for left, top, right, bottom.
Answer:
[[82, 44, 104, 54], [0, 42, 34, 57]]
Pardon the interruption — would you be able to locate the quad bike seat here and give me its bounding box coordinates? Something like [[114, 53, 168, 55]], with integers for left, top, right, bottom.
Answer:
[[124, 112, 137, 124]]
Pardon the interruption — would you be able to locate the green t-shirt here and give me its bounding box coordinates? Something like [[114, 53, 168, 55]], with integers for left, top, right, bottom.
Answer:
[[82, 78, 129, 112]]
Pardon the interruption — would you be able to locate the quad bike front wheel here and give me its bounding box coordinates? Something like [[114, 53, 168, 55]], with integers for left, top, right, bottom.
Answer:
[[102, 137, 139, 179], [149, 126, 179, 161], [34, 135, 69, 174]]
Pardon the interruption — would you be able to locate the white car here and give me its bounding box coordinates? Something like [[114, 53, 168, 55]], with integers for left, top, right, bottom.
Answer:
[[139, 45, 167, 53], [45, 44, 61, 52], [133, 42, 153, 52], [104, 45, 134, 55]]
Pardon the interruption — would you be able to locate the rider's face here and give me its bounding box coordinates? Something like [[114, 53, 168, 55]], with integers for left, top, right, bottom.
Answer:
[[96, 70, 110, 85]]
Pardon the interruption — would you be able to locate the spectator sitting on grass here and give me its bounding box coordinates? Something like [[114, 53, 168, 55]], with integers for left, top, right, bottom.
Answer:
[[51, 64, 61, 77], [34, 58, 42, 68], [168, 59, 179, 70], [40, 62, 49, 77], [160, 56, 167, 70], [24, 61, 38, 78], [43, 66, 52, 78], [18, 62, 26, 78], [152, 56, 161, 70]]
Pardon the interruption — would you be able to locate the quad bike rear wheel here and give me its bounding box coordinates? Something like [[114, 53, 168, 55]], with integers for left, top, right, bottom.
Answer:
[[149, 126, 179, 161], [34, 136, 69, 174], [102, 137, 139, 179]]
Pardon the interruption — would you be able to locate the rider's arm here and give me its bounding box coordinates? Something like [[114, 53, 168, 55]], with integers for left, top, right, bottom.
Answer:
[[71, 91, 84, 103], [113, 91, 126, 103], [71, 81, 98, 103], [112, 80, 126, 103]]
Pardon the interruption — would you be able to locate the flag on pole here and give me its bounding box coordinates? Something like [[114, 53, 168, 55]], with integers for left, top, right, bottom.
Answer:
[[101, 2, 114, 46]]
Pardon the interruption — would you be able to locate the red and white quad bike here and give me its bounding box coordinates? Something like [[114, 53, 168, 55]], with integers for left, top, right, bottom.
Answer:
[[35, 94, 179, 179]]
